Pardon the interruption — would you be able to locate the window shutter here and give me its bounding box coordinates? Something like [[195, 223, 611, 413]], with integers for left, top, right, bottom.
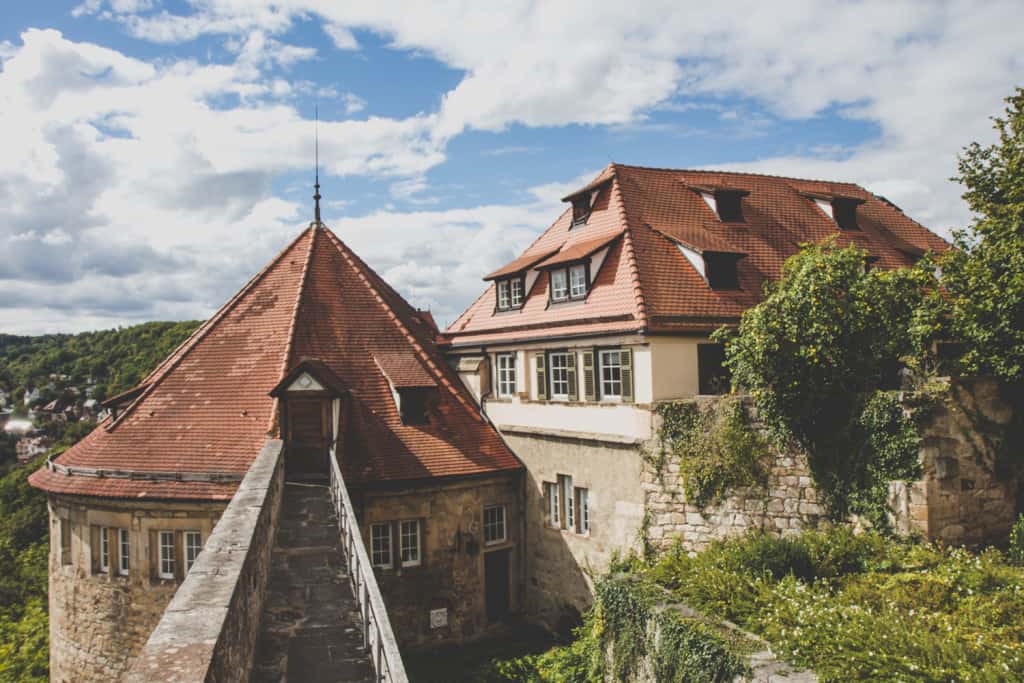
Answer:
[[582, 350, 596, 401], [620, 349, 634, 403], [149, 529, 159, 581], [566, 352, 578, 401], [535, 353, 547, 400], [90, 525, 100, 574], [174, 531, 185, 581]]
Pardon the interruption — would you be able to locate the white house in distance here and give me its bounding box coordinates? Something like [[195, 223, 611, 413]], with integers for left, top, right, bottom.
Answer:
[[443, 162, 949, 625]]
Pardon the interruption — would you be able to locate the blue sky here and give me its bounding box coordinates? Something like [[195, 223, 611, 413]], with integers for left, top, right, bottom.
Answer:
[[0, 1, 1021, 333]]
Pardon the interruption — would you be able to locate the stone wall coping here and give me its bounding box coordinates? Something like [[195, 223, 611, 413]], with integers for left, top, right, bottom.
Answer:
[[122, 438, 284, 683]]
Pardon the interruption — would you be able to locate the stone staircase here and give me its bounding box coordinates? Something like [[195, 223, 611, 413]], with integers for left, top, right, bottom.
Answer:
[[250, 482, 374, 683]]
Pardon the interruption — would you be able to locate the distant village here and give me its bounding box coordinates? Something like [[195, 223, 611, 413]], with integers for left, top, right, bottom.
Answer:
[[0, 376, 105, 465]]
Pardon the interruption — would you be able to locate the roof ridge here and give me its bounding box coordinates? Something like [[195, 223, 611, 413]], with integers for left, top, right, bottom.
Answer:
[[611, 162, 867, 189], [611, 171, 649, 328], [105, 227, 316, 432], [268, 224, 318, 435], [320, 229, 484, 420]]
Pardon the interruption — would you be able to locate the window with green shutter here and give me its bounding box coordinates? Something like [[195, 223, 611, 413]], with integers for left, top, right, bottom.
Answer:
[[582, 350, 596, 401], [566, 352, 578, 401], [620, 349, 634, 403], [535, 352, 547, 400]]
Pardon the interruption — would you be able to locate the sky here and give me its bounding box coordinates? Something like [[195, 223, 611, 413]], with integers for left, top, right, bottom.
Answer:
[[0, 1, 1021, 335]]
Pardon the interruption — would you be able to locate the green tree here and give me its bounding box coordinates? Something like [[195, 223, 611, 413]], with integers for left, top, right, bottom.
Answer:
[[942, 88, 1024, 382]]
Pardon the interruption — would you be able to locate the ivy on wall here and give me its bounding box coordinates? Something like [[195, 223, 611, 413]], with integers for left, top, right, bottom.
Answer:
[[652, 398, 770, 509]]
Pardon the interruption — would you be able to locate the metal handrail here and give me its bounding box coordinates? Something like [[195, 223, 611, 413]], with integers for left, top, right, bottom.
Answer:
[[328, 455, 409, 683]]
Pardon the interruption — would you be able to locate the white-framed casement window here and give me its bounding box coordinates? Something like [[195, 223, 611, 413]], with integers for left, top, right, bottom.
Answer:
[[545, 482, 560, 528], [559, 475, 574, 530], [496, 353, 517, 397], [599, 349, 623, 399], [550, 269, 569, 302], [400, 520, 421, 567], [483, 505, 507, 545], [185, 531, 202, 572], [99, 526, 111, 573], [157, 531, 176, 580], [371, 523, 392, 568], [549, 352, 570, 399], [510, 277, 524, 307], [118, 528, 130, 576], [497, 279, 511, 310], [569, 264, 587, 299], [576, 488, 590, 535]]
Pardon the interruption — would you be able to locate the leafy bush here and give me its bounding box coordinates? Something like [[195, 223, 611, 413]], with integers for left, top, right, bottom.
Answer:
[[653, 399, 769, 508], [1009, 514, 1024, 565]]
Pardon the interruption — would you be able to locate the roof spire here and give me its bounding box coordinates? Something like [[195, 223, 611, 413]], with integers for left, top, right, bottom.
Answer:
[[313, 104, 322, 225]]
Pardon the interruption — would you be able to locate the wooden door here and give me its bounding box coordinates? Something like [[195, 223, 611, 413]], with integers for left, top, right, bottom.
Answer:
[[286, 398, 328, 482], [484, 548, 511, 623]]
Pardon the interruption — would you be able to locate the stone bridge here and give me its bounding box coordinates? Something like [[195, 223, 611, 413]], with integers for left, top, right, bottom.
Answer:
[[123, 439, 408, 683]]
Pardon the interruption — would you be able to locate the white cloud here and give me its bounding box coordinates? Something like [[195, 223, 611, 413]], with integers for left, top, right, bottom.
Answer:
[[342, 92, 366, 114], [324, 23, 359, 50]]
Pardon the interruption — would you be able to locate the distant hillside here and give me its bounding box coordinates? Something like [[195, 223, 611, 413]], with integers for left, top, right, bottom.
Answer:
[[0, 321, 201, 406]]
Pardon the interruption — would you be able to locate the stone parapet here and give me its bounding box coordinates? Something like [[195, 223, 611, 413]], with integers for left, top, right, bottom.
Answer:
[[122, 438, 285, 683]]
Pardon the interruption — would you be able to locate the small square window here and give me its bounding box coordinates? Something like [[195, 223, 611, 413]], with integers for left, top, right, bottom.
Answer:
[[158, 531, 176, 580], [714, 191, 745, 222], [704, 253, 741, 290], [371, 523, 392, 568], [398, 388, 429, 425], [497, 280, 510, 309], [185, 531, 202, 573], [550, 269, 569, 302], [496, 354, 517, 397], [510, 278, 524, 307], [569, 264, 587, 299], [483, 505, 507, 545], [832, 198, 860, 231], [400, 520, 421, 567]]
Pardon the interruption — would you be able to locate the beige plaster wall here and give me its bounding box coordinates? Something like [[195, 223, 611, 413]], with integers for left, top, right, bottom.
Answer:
[[354, 472, 523, 648], [648, 336, 704, 401], [47, 496, 224, 683]]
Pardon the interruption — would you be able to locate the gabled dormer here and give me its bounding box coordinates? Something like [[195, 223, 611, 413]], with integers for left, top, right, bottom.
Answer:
[[533, 231, 622, 303], [483, 248, 559, 312], [561, 177, 613, 229]]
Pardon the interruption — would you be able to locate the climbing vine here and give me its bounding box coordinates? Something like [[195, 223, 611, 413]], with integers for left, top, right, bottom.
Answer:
[[653, 398, 770, 509], [713, 240, 944, 530]]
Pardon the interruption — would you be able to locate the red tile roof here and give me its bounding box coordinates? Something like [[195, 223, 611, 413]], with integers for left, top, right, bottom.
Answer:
[[446, 164, 949, 345], [31, 225, 521, 501]]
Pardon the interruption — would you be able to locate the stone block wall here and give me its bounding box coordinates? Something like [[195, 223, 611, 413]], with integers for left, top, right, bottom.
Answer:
[[354, 471, 522, 649], [123, 438, 285, 683]]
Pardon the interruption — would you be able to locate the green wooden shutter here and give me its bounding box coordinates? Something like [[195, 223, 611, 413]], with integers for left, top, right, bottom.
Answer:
[[582, 350, 596, 401], [566, 352, 578, 401], [620, 349, 634, 403], [535, 353, 547, 400]]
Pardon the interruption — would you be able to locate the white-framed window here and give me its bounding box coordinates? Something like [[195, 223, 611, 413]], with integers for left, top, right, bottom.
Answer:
[[496, 353, 517, 397], [599, 350, 623, 399], [400, 520, 421, 567], [576, 488, 590, 535], [510, 278, 524, 307], [550, 269, 569, 302], [185, 531, 202, 572], [118, 528, 130, 576], [497, 279, 511, 309], [371, 523, 392, 568], [559, 475, 574, 530], [545, 482, 560, 528], [99, 526, 110, 573], [158, 531, 176, 580], [569, 264, 587, 299], [549, 352, 570, 399], [483, 505, 507, 545]]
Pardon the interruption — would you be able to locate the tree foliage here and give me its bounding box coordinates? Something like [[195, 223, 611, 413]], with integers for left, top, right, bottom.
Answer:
[[942, 88, 1024, 382], [713, 241, 938, 526]]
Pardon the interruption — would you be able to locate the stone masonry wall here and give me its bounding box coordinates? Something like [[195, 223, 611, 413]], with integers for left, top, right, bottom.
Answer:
[[355, 472, 522, 649], [123, 439, 285, 683], [644, 380, 1020, 553], [47, 498, 225, 682]]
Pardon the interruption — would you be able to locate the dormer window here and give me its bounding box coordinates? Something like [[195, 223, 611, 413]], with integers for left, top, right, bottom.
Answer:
[[832, 198, 860, 231], [704, 253, 742, 290], [571, 196, 591, 226], [496, 276, 525, 311], [714, 190, 746, 222], [397, 387, 429, 425], [549, 263, 588, 303]]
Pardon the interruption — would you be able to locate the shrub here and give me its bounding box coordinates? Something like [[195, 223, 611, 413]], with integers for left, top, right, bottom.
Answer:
[[1010, 514, 1024, 565]]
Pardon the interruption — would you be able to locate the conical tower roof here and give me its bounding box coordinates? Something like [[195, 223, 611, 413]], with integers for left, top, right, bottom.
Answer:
[[30, 224, 520, 500]]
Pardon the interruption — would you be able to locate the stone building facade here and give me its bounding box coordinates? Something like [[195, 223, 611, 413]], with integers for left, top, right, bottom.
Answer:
[[46, 495, 224, 682]]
